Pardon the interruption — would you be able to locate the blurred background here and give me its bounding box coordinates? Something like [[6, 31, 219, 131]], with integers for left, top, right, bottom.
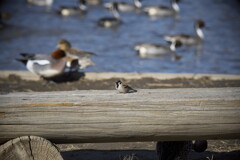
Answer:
[[0, 0, 240, 74]]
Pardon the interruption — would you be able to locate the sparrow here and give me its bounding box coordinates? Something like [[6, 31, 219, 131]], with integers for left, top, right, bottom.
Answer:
[[115, 80, 137, 93]]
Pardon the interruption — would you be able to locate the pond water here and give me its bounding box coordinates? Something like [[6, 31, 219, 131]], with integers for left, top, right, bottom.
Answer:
[[0, 0, 240, 74]]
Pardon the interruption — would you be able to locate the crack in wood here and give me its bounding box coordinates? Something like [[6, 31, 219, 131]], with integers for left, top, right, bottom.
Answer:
[[28, 136, 34, 160]]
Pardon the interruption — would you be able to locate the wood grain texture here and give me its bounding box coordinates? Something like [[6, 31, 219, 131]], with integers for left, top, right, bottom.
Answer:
[[0, 88, 240, 144], [0, 136, 63, 160]]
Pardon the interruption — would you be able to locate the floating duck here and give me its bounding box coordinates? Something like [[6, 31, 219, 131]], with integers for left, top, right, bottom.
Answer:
[[134, 40, 182, 60], [57, 0, 88, 17], [104, 0, 142, 12], [98, 3, 122, 28], [143, 0, 180, 17], [163, 20, 205, 46]]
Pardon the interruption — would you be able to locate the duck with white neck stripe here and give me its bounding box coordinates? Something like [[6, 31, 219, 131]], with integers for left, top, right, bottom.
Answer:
[[98, 2, 122, 28], [163, 20, 206, 46], [57, 0, 88, 17], [134, 40, 182, 60]]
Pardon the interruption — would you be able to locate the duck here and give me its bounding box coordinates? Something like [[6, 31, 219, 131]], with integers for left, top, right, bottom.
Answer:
[[86, 0, 102, 5], [57, 39, 96, 69], [163, 20, 205, 46], [57, 0, 87, 17], [98, 3, 122, 28], [143, 0, 180, 17], [27, 0, 53, 6], [134, 40, 182, 60], [104, 0, 142, 12], [16, 49, 77, 78]]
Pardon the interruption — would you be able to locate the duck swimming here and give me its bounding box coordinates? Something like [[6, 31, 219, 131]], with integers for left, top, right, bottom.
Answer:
[[98, 2, 122, 28], [163, 19, 205, 46], [134, 40, 182, 60], [27, 0, 53, 6], [57, 0, 87, 17], [143, 0, 180, 17], [86, 0, 102, 5], [104, 0, 142, 12]]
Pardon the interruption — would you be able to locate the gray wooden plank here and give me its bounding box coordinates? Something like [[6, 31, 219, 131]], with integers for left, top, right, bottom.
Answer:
[[0, 88, 240, 144]]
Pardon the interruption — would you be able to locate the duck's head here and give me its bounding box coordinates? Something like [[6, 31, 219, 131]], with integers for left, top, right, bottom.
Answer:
[[58, 39, 71, 50], [173, 0, 180, 3], [79, 0, 87, 10], [195, 19, 205, 28], [175, 40, 182, 48], [111, 2, 119, 12], [51, 49, 66, 59], [79, 0, 86, 5]]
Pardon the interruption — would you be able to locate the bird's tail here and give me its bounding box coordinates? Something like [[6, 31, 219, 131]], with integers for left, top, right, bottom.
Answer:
[[20, 53, 35, 59], [129, 88, 137, 93], [15, 58, 28, 65]]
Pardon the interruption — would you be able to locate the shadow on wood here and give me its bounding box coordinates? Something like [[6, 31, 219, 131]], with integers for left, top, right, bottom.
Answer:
[[43, 71, 85, 83]]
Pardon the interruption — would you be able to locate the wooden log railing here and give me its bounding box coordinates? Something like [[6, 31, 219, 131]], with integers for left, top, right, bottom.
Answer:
[[0, 88, 240, 145]]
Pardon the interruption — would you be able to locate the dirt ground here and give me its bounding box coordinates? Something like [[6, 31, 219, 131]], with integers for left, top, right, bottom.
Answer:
[[0, 73, 240, 92], [0, 73, 240, 160]]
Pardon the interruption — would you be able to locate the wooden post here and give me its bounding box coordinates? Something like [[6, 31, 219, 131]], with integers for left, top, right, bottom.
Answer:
[[0, 136, 63, 160], [0, 88, 240, 144]]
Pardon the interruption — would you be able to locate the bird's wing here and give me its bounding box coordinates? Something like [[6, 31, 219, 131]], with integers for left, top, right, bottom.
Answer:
[[70, 48, 97, 57]]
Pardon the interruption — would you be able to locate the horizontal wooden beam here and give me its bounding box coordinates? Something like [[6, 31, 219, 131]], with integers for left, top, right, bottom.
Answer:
[[0, 88, 240, 144]]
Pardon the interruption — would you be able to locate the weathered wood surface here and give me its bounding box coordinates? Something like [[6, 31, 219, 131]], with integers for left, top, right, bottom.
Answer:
[[0, 136, 63, 160], [0, 88, 240, 144]]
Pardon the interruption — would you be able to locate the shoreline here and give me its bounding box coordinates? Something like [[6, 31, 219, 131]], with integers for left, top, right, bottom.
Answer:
[[1, 70, 240, 81]]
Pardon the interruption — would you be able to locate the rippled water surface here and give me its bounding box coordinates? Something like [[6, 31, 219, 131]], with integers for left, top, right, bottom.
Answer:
[[0, 0, 240, 74]]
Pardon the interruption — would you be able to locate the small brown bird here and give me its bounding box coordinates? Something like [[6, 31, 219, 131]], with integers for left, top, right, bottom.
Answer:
[[115, 80, 137, 93]]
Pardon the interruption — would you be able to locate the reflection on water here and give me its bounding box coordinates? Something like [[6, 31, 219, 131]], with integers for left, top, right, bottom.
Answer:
[[0, 0, 240, 74]]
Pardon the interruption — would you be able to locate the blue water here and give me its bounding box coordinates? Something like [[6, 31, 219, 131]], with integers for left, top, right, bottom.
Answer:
[[0, 0, 240, 74]]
